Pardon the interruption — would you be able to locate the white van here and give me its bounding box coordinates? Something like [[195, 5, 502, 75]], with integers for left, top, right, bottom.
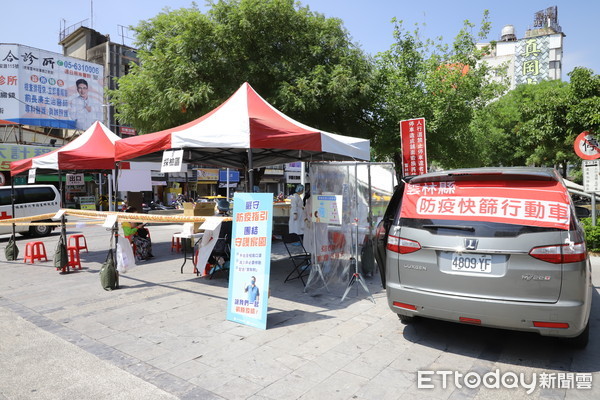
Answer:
[[0, 185, 61, 237]]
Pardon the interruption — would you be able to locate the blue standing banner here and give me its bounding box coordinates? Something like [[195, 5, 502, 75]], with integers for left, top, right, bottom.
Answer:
[[226, 193, 273, 329]]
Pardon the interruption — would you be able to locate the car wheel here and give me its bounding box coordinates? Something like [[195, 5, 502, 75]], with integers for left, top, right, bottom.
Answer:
[[398, 314, 415, 324], [30, 224, 52, 237], [563, 322, 589, 349]]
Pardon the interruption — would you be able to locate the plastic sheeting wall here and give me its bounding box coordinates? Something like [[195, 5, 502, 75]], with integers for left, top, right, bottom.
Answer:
[[304, 162, 396, 294]]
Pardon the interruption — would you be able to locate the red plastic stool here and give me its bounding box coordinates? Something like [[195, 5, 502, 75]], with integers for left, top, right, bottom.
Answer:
[[67, 246, 82, 270], [171, 235, 182, 252], [23, 241, 48, 264], [68, 234, 88, 253]]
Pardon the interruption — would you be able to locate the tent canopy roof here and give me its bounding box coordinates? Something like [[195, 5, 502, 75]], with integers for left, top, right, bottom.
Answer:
[[10, 121, 120, 176], [114, 83, 370, 168]]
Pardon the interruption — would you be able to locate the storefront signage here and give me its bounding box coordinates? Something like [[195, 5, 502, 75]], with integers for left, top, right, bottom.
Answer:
[[78, 196, 96, 210], [0, 143, 54, 170], [196, 168, 219, 182], [400, 118, 427, 176], [119, 126, 136, 136], [219, 170, 240, 182], [227, 192, 273, 330]]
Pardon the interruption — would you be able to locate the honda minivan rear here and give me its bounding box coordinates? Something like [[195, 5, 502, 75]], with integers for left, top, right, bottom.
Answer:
[[385, 167, 592, 346]]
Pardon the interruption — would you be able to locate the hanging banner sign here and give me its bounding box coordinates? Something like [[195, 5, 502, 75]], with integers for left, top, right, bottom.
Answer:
[[28, 168, 36, 183], [66, 173, 84, 186], [400, 118, 427, 176], [311, 195, 343, 224], [400, 180, 571, 230], [227, 192, 273, 330], [161, 149, 185, 173]]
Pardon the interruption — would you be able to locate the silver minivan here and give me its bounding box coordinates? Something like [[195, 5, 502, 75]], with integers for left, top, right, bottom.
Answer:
[[385, 167, 592, 347]]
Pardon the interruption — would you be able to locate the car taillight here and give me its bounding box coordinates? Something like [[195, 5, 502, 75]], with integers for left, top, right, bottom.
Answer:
[[387, 235, 421, 254], [529, 242, 587, 264]]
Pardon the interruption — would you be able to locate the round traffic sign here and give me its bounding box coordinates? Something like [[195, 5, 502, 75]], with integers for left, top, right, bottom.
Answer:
[[574, 131, 600, 160]]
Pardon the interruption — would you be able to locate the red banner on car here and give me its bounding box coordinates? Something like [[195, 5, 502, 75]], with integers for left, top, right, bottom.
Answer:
[[400, 180, 571, 230]]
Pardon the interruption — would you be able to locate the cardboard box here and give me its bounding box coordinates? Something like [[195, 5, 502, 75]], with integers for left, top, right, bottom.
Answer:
[[183, 202, 215, 232]]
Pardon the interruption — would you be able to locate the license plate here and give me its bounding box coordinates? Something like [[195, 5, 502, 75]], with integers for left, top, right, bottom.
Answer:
[[451, 253, 492, 273]]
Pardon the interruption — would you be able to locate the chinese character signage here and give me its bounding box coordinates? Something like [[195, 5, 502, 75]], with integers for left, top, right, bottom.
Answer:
[[574, 131, 600, 160], [311, 195, 343, 224], [515, 36, 550, 85], [66, 173, 84, 186], [0, 143, 53, 170], [400, 180, 571, 230], [583, 160, 600, 193], [196, 168, 219, 182], [227, 193, 273, 330], [400, 118, 427, 176], [0, 44, 104, 130], [160, 149, 185, 173]]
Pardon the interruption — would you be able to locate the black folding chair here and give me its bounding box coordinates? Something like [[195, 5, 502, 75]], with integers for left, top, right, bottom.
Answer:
[[208, 220, 232, 279], [282, 233, 311, 286]]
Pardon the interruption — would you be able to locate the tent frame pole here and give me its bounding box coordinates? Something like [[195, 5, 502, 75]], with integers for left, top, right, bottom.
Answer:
[[248, 149, 254, 192]]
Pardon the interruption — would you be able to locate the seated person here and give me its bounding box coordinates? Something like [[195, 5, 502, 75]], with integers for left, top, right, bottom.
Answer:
[[122, 206, 154, 261], [215, 199, 230, 216]]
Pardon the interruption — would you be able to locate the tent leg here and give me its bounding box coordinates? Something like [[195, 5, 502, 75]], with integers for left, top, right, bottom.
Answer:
[[248, 149, 253, 191]]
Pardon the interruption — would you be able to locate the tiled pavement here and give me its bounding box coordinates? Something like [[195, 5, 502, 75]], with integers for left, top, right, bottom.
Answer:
[[0, 220, 599, 399]]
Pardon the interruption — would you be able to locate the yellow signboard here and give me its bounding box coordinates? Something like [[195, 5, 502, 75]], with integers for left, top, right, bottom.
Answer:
[[0, 143, 54, 170]]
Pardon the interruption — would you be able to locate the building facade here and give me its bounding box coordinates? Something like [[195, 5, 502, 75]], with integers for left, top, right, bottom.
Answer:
[[478, 6, 564, 90]]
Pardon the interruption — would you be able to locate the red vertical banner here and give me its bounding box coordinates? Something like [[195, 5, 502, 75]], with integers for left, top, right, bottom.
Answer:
[[400, 118, 427, 176]]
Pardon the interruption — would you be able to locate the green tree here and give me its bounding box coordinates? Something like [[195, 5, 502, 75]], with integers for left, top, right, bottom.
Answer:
[[472, 67, 600, 175], [110, 0, 375, 139], [371, 12, 507, 172]]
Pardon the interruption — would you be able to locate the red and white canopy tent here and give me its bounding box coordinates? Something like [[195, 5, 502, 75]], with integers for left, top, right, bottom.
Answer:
[[114, 82, 370, 187], [10, 121, 122, 176]]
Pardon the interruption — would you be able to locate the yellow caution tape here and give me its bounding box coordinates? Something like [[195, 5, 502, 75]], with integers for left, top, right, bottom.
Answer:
[[0, 209, 232, 225]]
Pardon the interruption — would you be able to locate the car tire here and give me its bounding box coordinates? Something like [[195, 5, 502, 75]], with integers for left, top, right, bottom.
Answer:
[[398, 314, 415, 324], [30, 224, 52, 237], [563, 322, 589, 349]]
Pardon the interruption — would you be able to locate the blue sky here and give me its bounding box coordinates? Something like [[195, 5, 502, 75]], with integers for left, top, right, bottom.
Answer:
[[2, 0, 597, 77]]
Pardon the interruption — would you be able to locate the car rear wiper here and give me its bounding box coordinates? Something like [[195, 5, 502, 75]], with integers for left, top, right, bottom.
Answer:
[[421, 224, 475, 232]]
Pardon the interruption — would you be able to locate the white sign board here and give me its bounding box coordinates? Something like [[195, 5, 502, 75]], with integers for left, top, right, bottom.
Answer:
[[161, 149, 185, 173], [66, 173, 84, 186], [28, 168, 36, 183], [583, 160, 600, 193]]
